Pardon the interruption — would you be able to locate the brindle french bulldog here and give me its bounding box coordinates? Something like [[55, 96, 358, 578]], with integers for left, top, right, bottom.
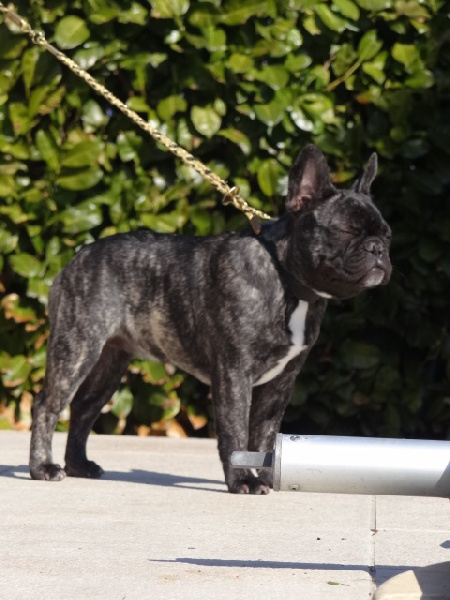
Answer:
[[30, 144, 391, 494]]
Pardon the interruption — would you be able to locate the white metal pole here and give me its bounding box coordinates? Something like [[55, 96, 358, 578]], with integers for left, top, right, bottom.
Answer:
[[231, 434, 450, 497]]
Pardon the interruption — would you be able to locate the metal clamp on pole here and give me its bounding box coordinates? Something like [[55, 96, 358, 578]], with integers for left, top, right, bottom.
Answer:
[[231, 434, 450, 497]]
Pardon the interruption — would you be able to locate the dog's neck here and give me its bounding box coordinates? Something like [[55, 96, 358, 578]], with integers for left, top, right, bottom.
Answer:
[[257, 215, 323, 304]]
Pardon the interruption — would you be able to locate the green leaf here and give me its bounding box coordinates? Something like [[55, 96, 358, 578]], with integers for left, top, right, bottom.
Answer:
[[200, 27, 226, 52], [151, 392, 181, 421], [289, 106, 314, 132], [358, 30, 383, 61], [0, 139, 29, 160], [111, 388, 134, 419], [1, 355, 31, 388], [61, 140, 103, 168], [36, 130, 60, 171], [73, 45, 105, 70], [57, 167, 103, 191], [300, 93, 334, 124], [21, 47, 40, 96], [0, 175, 16, 196], [332, 44, 357, 77], [30, 87, 65, 119], [314, 5, 348, 32], [140, 211, 187, 233], [218, 128, 251, 154], [285, 53, 312, 73], [82, 100, 108, 128], [54, 16, 90, 50], [9, 103, 30, 136], [191, 106, 222, 137], [188, 5, 221, 28], [140, 361, 168, 384], [151, 0, 190, 18], [163, 374, 184, 393], [117, 131, 143, 162], [356, 0, 391, 10], [127, 96, 151, 113], [86, 1, 121, 24], [220, 0, 268, 25], [391, 43, 420, 72], [394, 0, 429, 18], [9, 254, 43, 278], [0, 204, 28, 224], [405, 69, 434, 89], [186, 404, 208, 430], [214, 98, 227, 117], [58, 200, 103, 234], [253, 65, 290, 90], [362, 61, 386, 84], [0, 30, 27, 59], [257, 159, 284, 196], [157, 95, 188, 120], [28, 279, 50, 303], [1, 295, 37, 324], [0, 229, 18, 254], [227, 53, 254, 73], [118, 2, 148, 25], [333, 0, 360, 20], [254, 101, 284, 127], [189, 207, 213, 235]]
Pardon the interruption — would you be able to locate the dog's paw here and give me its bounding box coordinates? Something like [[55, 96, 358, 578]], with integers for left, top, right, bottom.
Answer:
[[251, 477, 271, 495], [65, 460, 105, 479], [229, 479, 252, 494], [30, 463, 66, 481], [229, 477, 271, 495]]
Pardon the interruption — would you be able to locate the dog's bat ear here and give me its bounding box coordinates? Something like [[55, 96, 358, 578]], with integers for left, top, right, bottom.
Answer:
[[351, 152, 378, 194], [286, 144, 335, 212]]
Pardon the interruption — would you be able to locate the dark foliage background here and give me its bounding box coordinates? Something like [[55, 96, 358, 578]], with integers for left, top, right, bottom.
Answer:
[[0, 0, 449, 439]]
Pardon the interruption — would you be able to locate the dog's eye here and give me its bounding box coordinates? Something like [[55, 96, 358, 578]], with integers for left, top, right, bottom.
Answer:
[[334, 227, 357, 237]]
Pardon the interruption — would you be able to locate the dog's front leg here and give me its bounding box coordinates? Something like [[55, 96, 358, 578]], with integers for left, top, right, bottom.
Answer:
[[249, 366, 303, 488], [211, 363, 269, 495]]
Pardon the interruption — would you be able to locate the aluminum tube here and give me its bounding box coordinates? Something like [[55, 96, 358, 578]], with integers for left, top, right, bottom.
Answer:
[[273, 434, 450, 497]]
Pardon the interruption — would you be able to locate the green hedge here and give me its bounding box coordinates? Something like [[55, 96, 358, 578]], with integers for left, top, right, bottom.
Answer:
[[0, 0, 449, 438]]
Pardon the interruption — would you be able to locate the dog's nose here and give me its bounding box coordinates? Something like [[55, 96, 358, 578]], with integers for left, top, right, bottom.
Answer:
[[364, 239, 384, 257]]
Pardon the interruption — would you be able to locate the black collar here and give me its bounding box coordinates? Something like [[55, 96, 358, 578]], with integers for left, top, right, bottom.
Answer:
[[256, 236, 321, 304]]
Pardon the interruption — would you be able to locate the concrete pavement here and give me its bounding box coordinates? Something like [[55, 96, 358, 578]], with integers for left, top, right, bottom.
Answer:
[[0, 431, 449, 599]]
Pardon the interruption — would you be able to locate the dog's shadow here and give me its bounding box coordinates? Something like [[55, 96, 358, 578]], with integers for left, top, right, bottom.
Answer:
[[103, 469, 226, 493], [0, 464, 226, 493]]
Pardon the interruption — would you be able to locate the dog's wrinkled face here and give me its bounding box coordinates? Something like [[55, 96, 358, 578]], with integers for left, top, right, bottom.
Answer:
[[285, 145, 391, 299]]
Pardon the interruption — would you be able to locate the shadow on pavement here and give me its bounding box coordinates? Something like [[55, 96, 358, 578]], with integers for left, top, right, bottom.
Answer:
[[150, 557, 374, 572], [0, 463, 226, 493], [103, 469, 226, 492], [151, 556, 450, 594], [374, 561, 450, 598]]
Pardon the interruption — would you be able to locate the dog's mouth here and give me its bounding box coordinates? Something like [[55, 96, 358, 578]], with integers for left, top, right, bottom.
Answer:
[[359, 265, 390, 288], [313, 255, 391, 299]]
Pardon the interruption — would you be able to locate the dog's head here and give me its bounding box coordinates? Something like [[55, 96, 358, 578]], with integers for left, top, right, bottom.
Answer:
[[284, 144, 391, 299]]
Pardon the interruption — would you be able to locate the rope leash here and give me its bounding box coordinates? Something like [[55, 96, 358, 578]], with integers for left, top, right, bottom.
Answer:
[[0, 2, 272, 234]]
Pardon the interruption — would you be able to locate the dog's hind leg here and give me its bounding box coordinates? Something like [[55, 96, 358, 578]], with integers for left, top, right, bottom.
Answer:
[[64, 343, 132, 478], [29, 389, 63, 480], [29, 334, 105, 481]]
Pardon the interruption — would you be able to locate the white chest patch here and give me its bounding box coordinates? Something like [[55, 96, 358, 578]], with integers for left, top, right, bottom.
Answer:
[[254, 300, 309, 386]]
